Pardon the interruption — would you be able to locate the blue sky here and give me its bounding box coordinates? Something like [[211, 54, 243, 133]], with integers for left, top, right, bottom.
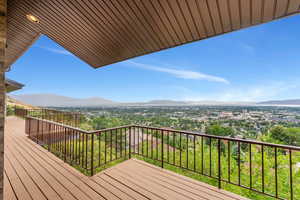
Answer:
[[7, 15, 300, 102]]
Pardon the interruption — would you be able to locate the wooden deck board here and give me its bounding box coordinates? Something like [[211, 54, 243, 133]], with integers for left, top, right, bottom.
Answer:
[[4, 117, 249, 200]]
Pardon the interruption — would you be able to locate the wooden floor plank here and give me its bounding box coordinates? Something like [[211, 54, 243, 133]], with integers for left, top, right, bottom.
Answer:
[[125, 160, 235, 200], [4, 171, 17, 200], [4, 117, 249, 200]]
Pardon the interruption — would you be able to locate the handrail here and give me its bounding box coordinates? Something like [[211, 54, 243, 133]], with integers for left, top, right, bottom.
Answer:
[[132, 124, 300, 151], [23, 113, 300, 200]]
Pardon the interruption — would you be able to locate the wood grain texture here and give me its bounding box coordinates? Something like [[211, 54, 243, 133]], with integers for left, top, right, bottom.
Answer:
[[4, 116, 249, 200], [5, 0, 300, 69]]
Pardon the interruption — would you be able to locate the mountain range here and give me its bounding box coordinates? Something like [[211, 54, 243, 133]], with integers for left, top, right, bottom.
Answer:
[[10, 93, 300, 107]]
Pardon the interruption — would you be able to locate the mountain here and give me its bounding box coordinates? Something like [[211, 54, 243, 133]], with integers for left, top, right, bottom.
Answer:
[[6, 96, 38, 109], [10, 94, 117, 107], [259, 99, 300, 106], [10, 94, 258, 107]]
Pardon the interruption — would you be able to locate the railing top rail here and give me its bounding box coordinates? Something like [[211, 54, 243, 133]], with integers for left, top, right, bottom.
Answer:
[[132, 125, 300, 151], [26, 116, 89, 133], [24, 114, 300, 151], [15, 107, 82, 115], [26, 116, 131, 134]]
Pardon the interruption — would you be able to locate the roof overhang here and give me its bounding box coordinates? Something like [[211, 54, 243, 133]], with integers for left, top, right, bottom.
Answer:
[[5, 79, 24, 92], [6, 0, 300, 69]]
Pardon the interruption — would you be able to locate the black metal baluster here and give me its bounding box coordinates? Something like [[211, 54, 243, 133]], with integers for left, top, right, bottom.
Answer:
[[261, 145, 264, 193], [209, 137, 212, 177], [193, 135, 196, 172], [228, 141, 231, 183], [99, 132, 101, 166], [105, 131, 107, 164], [147, 128, 149, 158], [111, 130, 113, 161], [186, 134, 188, 169], [218, 139, 221, 189], [250, 144, 252, 189], [289, 150, 293, 200], [238, 141, 241, 186], [173, 132, 175, 165], [167, 131, 170, 163], [142, 128, 144, 156], [274, 147, 278, 198], [201, 136, 204, 174], [161, 130, 164, 168], [156, 130, 158, 159], [115, 129, 118, 159], [180, 133, 182, 167]]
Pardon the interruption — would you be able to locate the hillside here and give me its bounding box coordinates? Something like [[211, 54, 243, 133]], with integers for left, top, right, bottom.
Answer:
[[259, 99, 300, 105], [6, 96, 38, 109], [10, 94, 117, 107]]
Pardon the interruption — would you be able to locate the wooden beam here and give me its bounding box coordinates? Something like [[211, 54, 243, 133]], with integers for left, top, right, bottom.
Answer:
[[0, 0, 6, 199]]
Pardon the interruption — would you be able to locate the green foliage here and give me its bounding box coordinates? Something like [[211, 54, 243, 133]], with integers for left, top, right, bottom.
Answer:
[[205, 124, 235, 137]]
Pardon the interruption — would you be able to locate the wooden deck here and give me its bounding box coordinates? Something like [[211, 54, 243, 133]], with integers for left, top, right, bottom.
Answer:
[[4, 117, 248, 200]]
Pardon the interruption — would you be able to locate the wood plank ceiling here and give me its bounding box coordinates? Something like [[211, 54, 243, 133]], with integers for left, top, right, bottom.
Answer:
[[6, 0, 300, 69]]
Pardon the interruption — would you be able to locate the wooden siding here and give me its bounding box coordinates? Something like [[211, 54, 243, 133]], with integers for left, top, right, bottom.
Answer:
[[4, 116, 248, 200], [6, 0, 300, 69]]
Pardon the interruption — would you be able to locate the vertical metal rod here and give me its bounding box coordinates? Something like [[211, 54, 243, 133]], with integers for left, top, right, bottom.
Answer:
[[138, 127, 140, 154], [180, 133, 182, 167], [142, 128, 144, 155], [129, 127, 132, 159], [289, 150, 293, 200], [201, 136, 204, 174], [146, 128, 149, 157], [167, 131, 169, 163], [98, 132, 101, 166], [261, 145, 264, 193], [161, 130, 164, 168], [156, 130, 158, 159], [193, 135, 196, 171], [105, 131, 107, 164], [111, 130, 113, 161], [91, 133, 94, 176], [115, 129, 118, 159], [218, 139, 221, 189], [249, 143, 252, 189], [85, 134, 88, 170], [275, 147, 278, 198], [186, 134, 188, 169], [173, 132, 175, 165], [209, 137, 212, 177], [64, 127, 67, 162], [228, 141, 231, 183], [238, 142, 241, 186]]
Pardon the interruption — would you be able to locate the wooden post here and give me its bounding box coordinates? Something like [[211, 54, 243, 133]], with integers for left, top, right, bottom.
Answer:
[[0, 0, 6, 199]]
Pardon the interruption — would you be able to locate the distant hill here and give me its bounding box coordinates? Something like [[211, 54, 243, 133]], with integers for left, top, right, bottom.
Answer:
[[11, 94, 117, 107], [6, 96, 38, 109], [259, 99, 300, 105], [10, 93, 257, 107]]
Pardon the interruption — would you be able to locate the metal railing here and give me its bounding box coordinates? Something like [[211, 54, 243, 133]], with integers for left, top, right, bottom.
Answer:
[[24, 116, 300, 200], [15, 107, 83, 127]]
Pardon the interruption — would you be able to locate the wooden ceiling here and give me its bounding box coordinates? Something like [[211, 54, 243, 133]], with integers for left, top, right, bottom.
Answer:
[[6, 0, 300, 69]]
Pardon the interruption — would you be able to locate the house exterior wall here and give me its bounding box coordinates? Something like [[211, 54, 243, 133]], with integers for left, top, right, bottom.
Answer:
[[0, 0, 6, 199]]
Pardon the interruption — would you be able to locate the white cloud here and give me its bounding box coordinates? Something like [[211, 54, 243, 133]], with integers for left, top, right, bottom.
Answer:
[[126, 61, 229, 84], [37, 46, 73, 56], [179, 82, 300, 102]]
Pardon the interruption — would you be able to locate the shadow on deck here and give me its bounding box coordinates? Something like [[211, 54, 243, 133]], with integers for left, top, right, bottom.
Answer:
[[4, 117, 248, 200]]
